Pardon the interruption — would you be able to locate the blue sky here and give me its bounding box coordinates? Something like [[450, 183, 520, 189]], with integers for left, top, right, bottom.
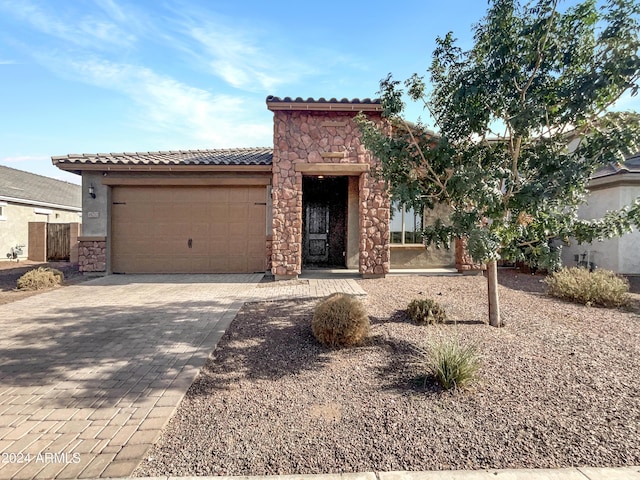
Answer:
[[1, 0, 639, 185]]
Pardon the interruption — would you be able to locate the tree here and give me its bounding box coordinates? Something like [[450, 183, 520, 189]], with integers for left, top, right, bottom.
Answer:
[[358, 0, 640, 326]]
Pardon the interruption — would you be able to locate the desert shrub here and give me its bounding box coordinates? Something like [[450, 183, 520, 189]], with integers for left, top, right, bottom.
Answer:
[[415, 337, 481, 391], [545, 267, 630, 308], [311, 293, 369, 347], [16, 267, 64, 291], [407, 298, 447, 324]]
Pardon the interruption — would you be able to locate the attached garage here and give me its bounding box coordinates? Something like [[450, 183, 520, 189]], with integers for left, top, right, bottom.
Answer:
[[111, 186, 267, 274], [52, 148, 273, 275]]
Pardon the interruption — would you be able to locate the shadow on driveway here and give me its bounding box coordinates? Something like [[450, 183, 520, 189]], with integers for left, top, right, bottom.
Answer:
[[0, 275, 261, 409]]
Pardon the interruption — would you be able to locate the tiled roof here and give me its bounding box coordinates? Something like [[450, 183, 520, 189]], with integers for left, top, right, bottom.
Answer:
[[267, 96, 380, 104], [266, 95, 382, 112], [0, 165, 81, 209], [52, 147, 273, 168], [592, 152, 640, 179]]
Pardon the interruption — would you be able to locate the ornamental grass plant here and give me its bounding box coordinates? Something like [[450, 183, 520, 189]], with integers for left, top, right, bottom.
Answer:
[[415, 335, 481, 391], [545, 267, 630, 308], [16, 267, 64, 291]]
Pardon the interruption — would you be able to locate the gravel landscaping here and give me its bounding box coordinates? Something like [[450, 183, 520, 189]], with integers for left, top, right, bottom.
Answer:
[[0, 260, 89, 305], [135, 270, 640, 477]]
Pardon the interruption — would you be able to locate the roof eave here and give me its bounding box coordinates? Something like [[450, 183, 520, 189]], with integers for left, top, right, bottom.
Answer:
[[52, 163, 272, 173], [588, 171, 640, 190], [0, 195, 81, 211], [266, 102, 382, 113]]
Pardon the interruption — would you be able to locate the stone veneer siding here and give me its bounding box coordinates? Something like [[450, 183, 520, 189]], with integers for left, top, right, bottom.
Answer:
[[455, 237, 486, 272], [78, 239, 106, 273], [270, 110, 390, 277]]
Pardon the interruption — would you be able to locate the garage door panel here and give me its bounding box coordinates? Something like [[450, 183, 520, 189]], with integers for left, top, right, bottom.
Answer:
[[229, 204, 248, 219], [111, 186, 267, 273], [209, 189, 230, 202], [157, 204, 187, 220], [250, 204, 266, 217], [228, 188, 249, 202], [247, 255, 266, 272], [113, 205, 149, 223]]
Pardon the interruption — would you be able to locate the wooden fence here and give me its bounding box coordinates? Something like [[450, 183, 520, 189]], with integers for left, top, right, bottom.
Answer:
[[47, 223, 71, 261]]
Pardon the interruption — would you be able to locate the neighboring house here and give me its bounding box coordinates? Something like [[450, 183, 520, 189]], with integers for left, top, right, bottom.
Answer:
[[53, 96, 456, 277], [561, 153, 640, 274], [0, 165, 81, 261]]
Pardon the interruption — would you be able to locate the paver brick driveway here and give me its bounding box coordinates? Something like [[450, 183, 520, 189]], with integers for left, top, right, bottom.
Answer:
[[0, 273, 262, 479]]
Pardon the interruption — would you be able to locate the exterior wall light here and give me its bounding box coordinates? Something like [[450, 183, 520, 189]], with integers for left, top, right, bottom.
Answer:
[[89, 184, 96, 199]]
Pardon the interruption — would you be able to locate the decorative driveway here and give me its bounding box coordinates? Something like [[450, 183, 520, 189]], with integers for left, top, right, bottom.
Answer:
[[0, 274, 263, 479]]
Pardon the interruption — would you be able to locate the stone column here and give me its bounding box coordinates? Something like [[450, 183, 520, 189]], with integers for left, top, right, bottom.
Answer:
[[271, 164, 303, 279], [455, 237, 486, 273], [359, 173, 390, 277]]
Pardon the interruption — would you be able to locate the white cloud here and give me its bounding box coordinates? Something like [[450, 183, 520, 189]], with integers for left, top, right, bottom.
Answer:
[[177, 15, 316, 93], [60, 57, 271, 147], [0, 60, 16, 65], [94, 0, 129, 24], [0, 0, 136, 49]]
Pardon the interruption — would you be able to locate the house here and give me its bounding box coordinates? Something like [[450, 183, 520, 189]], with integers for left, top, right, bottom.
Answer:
[[52, 96, 456, 276], [0, 165, 81, 261], [561, 153, 640, 274]]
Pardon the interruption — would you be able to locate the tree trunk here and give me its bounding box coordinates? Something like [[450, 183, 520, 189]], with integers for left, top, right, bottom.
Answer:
[[487, 259, 502, 327]]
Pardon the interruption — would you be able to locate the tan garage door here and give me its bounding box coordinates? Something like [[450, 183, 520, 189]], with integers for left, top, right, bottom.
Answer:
[[111, 186, 267, 273]]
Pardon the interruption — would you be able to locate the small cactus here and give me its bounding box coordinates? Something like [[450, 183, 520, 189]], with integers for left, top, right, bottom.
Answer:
[[407, 298, 447, 325]]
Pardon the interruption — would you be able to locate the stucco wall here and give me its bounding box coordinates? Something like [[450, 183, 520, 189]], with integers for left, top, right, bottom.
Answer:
[[81, 172, 110, 237], [561, 184, 640, 274], [0, 201, 80, 261]]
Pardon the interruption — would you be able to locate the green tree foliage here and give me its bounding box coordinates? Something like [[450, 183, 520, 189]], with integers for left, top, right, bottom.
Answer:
[[358, 0, 640, 324]]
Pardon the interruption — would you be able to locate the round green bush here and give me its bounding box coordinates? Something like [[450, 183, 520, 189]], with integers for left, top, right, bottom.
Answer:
[[545, 267, 630, 308], [311, 293, 370, 347], [16, 267, 64, 291], [407, 298, 447, 324]]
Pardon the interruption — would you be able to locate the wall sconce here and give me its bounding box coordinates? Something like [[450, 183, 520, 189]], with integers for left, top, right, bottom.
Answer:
[[88, 184, 96, 199]]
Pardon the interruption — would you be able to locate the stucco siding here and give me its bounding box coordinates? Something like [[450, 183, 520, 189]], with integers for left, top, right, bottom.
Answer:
[[561, 185, 639, 274], [618, 185, 640, 274], [81, 172, 110, 237]]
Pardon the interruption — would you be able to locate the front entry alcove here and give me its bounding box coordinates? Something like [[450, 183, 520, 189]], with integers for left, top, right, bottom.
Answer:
[[302, 176, 349, 268]]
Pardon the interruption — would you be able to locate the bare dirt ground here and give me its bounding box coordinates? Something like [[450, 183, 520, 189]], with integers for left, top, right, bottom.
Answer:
[[0, 260, 90, 305], [135, 269, 640, 477]]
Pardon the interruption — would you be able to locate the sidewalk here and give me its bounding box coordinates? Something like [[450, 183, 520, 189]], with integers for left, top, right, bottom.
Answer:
[[103, 466, 640, 479]]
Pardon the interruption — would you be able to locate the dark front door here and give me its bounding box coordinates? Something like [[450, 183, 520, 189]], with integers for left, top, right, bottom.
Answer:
[[305, 203, 329, 263]]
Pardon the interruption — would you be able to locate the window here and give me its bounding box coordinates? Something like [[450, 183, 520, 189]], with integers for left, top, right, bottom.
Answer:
[[0, 202, 6, 221], [390, 201, 423, 244]]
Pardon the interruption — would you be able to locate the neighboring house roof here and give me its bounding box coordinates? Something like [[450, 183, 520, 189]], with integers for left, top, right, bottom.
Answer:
[[266, 95, 382, 112], [0, 164, 81, 209], [52, 147, 273, 173], [592, 152, 640, 179]]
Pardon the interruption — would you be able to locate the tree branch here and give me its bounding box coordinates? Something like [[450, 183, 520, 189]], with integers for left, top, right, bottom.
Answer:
[[399, 119, 451, 201]]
